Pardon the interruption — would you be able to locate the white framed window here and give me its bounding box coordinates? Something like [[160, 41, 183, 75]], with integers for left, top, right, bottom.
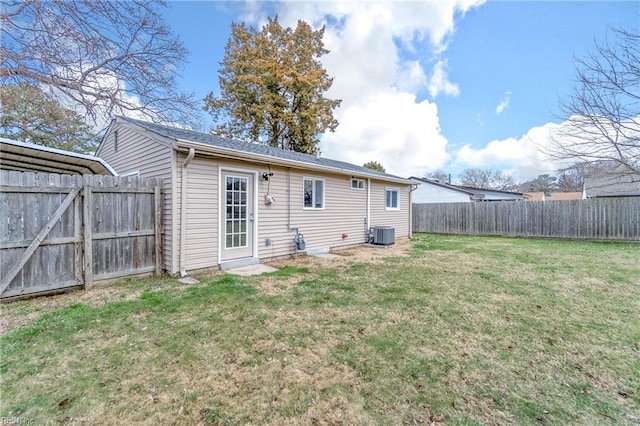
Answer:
[[385, 187, 399, 210], [351, 178, 365, 190], [303, 178, 324, 209]]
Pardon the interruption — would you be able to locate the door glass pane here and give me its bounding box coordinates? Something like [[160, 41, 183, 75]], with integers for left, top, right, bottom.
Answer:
[[225, 175, 249, 248]]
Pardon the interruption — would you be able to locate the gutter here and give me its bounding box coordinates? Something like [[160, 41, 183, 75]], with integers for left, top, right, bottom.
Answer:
[[174, 139, 412, 185], [179, 147, 195, 277]]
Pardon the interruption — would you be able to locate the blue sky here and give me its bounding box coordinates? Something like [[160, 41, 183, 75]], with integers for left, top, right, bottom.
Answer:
[[162, 1, 639, 181]]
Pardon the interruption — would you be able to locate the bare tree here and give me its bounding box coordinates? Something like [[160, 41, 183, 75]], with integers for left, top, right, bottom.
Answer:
[[424, 170, 451, 183], [546, 28, 639, 175], [1, 0, 199, 127], [518, 174, 558, 195], [458, 168, 515, 190]]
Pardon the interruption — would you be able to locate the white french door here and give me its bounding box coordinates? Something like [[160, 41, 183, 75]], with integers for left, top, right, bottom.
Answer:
[[220, 171, 254, 261]]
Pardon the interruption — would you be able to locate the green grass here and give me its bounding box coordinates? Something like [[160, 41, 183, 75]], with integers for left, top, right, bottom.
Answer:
[[1, 234, 639, 425]]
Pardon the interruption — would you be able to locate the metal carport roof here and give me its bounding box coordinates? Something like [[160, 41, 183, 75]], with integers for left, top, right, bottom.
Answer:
[[0, 138, 116, 175]]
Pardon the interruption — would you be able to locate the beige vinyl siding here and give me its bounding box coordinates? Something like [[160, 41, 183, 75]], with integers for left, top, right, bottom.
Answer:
[[175, 153, 219, 272], [106, 141, 411, 273], [370, 180, 410, 238], [97, 121, 174, 273], [257, 168, 369, 259], [174, 155, 376, 268], [255, 164, 293, 259]]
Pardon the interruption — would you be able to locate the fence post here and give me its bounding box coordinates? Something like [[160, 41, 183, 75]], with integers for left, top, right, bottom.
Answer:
[[154, 183, 162, 275], [83, 183, 93, 289]]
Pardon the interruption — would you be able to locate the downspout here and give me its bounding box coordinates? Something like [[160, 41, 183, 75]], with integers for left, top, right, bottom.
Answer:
[[409, 184, 419, 239], [180, 148, 195, 277], [365, 178, 371, 241]]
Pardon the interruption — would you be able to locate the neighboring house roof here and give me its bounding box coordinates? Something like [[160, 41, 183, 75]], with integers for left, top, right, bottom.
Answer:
[[409, 176, 476, 196], [547, 192, 583, 201], [409, 177, 524, 201], [584, 174, 640, 197], [525, 191, 583, 201], [455, 185, 524, 198], [525, 192, 545, 201], [113, 116, 411, 184], [0, 138, 116, 175]]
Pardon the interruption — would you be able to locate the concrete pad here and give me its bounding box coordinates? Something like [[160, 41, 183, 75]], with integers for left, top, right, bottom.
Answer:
[[179, 276, 200, 285], [225, 264, 279, 276], [310, 252, 343, 259]]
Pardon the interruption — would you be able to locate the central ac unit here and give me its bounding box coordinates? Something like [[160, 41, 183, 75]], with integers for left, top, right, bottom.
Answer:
[[371, 226, 395, 246]]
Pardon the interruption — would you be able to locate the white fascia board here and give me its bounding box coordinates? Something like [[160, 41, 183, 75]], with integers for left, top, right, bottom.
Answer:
[[174, 139, 412, 185]]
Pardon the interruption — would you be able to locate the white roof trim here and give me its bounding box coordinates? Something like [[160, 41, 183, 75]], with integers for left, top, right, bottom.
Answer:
[[174, 138, 412, 185]]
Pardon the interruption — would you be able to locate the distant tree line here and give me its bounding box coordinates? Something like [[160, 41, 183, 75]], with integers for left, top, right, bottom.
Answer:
[[423, 161, 624, 195]]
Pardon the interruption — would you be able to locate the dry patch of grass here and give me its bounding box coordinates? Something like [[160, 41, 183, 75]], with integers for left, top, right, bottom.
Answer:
[[1, 234, 639, 425]]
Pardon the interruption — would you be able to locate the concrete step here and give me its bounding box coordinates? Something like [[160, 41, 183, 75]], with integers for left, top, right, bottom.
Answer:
[[219, 257, 260, 271]]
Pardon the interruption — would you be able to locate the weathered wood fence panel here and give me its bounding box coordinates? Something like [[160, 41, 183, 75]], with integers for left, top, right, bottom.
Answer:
[[412, 198, 640, 241], [0, 171, 163, 300]]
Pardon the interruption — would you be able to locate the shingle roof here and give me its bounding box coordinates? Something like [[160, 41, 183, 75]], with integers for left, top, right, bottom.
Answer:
[[584, 174, 640, 197], [119, 116, 408, 182], [454, 185, 523, 197], [409, 176, 475, 195]]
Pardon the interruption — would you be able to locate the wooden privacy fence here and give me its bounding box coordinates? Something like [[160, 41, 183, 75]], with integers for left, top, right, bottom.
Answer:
[[412, 197, 640, 241], [0, 171, 162, 300]]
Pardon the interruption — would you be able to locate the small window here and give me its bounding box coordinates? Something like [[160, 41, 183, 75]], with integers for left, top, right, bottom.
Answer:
[[385, 188, 399, 210], [114, 130, 118, 152], [351, 178, 364, 190], [304, 178, 324, 209]]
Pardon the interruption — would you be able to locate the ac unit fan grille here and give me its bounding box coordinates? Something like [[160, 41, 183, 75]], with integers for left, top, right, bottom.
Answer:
[[372, 226, 395, 245]]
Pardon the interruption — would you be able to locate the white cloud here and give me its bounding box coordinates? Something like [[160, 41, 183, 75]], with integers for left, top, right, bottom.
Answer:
[[454, 113, 640, 181], [397, 60, 428, 94], [428, 60, 460, 98], [321, 90, 450, 177], [44, 67, 152, 132], [454, 120, 572, 181], [244, 0, 484, 177], [495, 91, 511, 114]]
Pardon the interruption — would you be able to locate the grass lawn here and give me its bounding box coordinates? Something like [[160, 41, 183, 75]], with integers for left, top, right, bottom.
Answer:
[[1, 234, 639, 425]]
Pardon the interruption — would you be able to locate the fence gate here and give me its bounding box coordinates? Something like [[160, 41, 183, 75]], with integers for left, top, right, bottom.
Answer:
[[1, 174, 84, 299], [0, 172, 163, 301]]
